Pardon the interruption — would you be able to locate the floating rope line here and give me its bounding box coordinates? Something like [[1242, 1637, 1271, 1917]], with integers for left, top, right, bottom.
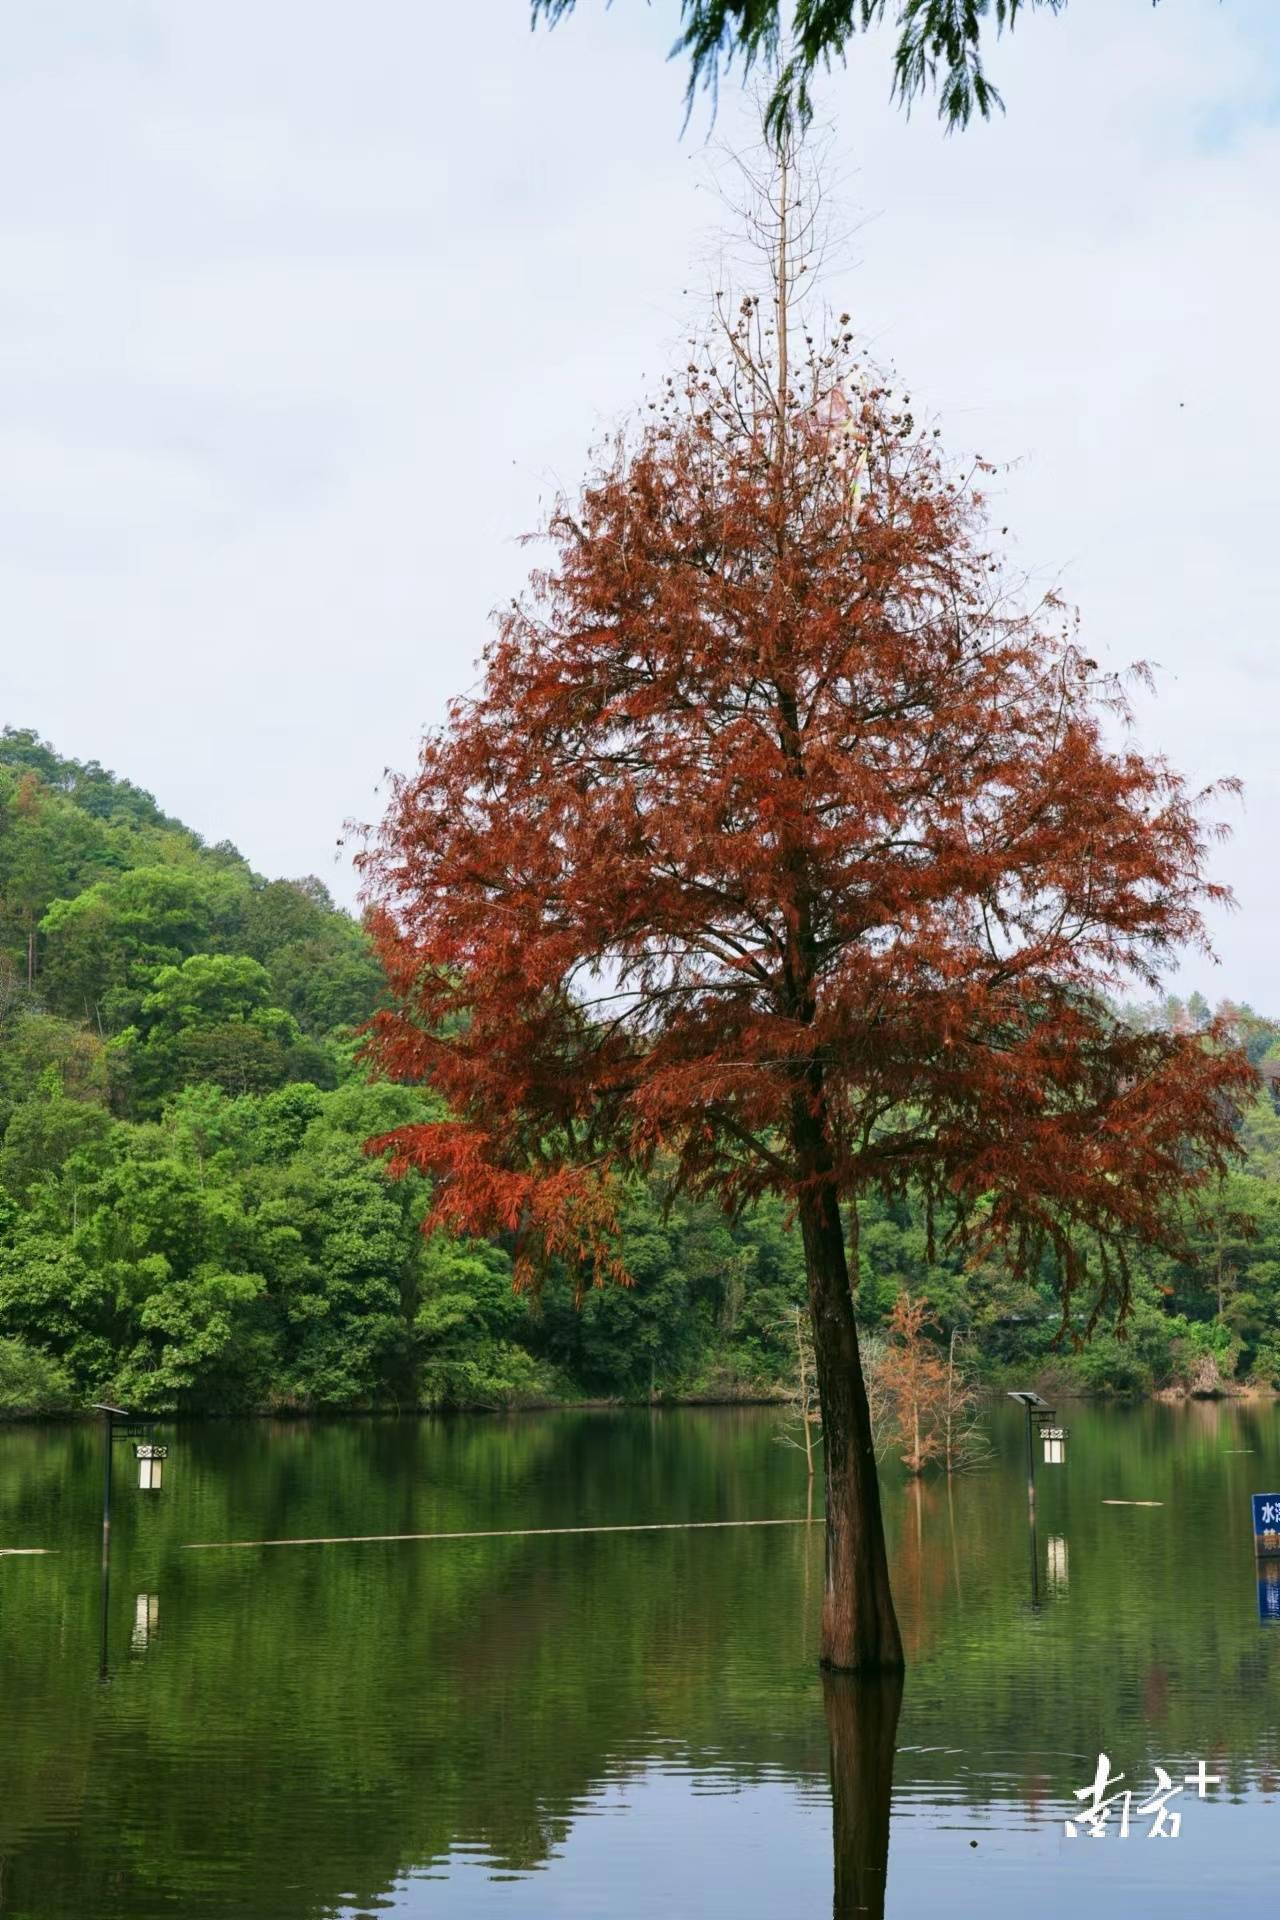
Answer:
[[184, 1516, 822, 1551], [1101, 1500, 1165, 1508]]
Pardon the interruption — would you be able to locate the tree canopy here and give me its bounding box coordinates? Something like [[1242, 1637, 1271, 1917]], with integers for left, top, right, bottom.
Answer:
[[360, 169, 1250, 1664], [532, 1, 1127, 136], [362, 306, 1251, 1327]]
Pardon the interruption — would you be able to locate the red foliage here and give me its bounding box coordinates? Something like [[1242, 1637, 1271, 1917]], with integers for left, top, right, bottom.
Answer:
[[359, 355, 1255, 1324]]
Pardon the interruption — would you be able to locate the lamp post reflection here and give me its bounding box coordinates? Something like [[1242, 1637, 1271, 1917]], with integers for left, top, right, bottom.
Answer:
[[132, 1592, 159, 1650], [97, 1535, 111, 1684], [823, 1670, 902, 1920], [1046, 1534, 1069, 1594], [1027, 1503, 1040, 1611]]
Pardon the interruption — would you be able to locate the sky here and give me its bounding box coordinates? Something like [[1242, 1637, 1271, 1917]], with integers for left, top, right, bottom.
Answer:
[[3, 1, 1279, 1005]]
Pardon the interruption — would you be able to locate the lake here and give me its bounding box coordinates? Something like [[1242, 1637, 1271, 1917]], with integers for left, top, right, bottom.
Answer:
[[0, 1400, 1276, 1918]]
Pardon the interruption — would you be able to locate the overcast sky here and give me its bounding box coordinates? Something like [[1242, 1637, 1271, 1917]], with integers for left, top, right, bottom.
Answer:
[[3, 1, 1278, 1005]]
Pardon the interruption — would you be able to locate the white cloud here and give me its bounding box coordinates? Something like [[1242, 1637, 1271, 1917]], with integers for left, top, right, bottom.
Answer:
[[1, 0, 1277, 1003]]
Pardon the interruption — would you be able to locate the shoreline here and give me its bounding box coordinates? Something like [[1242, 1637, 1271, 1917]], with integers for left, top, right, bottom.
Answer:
[[3, 1382, 1278, 1426]]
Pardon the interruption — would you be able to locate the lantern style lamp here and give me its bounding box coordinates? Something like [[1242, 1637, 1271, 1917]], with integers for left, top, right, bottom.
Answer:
[[136, 1442, 167, 1491], [1042, 1425, 1067, 1466]]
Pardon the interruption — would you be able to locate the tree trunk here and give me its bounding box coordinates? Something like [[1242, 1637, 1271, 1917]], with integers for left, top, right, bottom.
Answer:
[[799, 1181, 904, 1672], [824, 1669, 902, 1920]]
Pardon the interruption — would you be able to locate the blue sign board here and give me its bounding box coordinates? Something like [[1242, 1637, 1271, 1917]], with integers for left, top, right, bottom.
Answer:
[[1252, 1493, 1280, 1559]]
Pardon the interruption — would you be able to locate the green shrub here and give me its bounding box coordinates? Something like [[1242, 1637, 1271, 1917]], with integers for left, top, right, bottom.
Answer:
[[1247, 1340, 1280, 1390], [1168, 1317, 1242, 1395], [1069, 1336, 1154, 1400], [0, 1337, 76, 1417]]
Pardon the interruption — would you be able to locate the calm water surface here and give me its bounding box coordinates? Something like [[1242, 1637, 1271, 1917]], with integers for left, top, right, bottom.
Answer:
[[0, 1401, 1277, 1918]]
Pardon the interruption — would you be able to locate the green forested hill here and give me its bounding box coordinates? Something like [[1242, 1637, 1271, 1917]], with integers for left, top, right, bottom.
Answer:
[[2, 728, 1279, 1419], [0, 726, 382, 1104], [0, 730, 811, 1415]]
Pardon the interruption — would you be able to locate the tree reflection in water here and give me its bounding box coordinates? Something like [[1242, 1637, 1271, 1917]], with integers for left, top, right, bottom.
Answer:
[[824, 1670, 903, 1920]]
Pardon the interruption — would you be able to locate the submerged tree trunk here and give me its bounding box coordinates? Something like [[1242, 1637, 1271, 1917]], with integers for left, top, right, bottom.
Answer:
[[799, 1179, 904, 1672]]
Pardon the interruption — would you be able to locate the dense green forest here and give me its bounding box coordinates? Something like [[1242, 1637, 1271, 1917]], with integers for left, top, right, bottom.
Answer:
[[1, 728, 1279, 1417]]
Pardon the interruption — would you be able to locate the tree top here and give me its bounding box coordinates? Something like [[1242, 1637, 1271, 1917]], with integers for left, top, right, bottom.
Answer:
[[532, 2, 1086, 137]]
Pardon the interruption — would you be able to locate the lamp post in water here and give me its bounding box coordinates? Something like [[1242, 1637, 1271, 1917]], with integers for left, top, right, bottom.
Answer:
[[1007, 1391, 1068, 1608], [90, 1402, 128, 1681], [90, 1402, 129, 1578], [89, 1402, 166, 1680], [1006, 1390, 1067, 1509]]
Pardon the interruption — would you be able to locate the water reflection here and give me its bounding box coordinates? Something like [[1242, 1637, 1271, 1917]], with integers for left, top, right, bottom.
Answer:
[[97, 1533, 111, 1684], [132, 1592, 159, 1651], [1260, 1560, 1280, 1624], [1046, 1534, 1068, 1593], [1027, 1504, 1040, 1611], [0, 1401, 1277, 1919], [825, 1672, 902, 1920]]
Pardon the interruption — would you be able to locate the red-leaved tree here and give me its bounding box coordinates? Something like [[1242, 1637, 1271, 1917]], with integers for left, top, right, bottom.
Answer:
[[360, 148, 1254, 1671]]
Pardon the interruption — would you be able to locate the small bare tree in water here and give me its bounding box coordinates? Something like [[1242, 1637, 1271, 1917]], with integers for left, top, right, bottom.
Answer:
[[777, 1303, 822, 1481], [938, 1328, 992, 1475], [779, 1307, 894, 1478]]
